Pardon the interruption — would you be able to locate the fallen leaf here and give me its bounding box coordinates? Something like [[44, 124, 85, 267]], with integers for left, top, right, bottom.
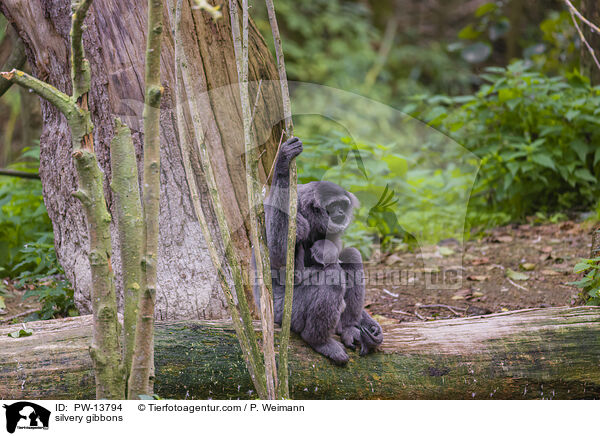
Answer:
[[541, 269, 560, 276], [501, 308, 509, 312], [438, 246, 455, 257], [506, 269, 529, 281], [8, 328, 33, 338], [467, 275, 489, 281], [0, 295, 5, 311], [452, 289, 471, 300], [493, 235, 513, 243], [384, 254, 403, 265], [540, 246, 553, 253], [520, 263, 536, 271], [471, 257, 490, 266], [471, 291, 484, 297]]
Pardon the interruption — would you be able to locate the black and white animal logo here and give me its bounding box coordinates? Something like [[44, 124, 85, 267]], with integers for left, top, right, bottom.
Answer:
[[256, 136, 383, 365], [3, 402, 51, 434]]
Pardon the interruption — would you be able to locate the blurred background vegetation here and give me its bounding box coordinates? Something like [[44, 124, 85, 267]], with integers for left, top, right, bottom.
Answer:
[[252, 0, 599, 252], [1, 0, 600, 315]]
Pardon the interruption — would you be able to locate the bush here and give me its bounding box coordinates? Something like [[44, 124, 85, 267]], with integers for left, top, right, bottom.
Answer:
[[0, 146, 54, 275], [571, 257, 600, 306], [412, 62, 600, 224], [14, 233, 78, 320], [297, 133, 475, 258], [0, 146, 76, 320]]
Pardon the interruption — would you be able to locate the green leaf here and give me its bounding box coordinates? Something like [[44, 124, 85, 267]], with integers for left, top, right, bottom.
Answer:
[[565, 109, 580, 121], [458, 24, 481, 40], [382, 155, 408, 178], [506, 269, 529, 281], [461, 42, 491, 63], [531, 153, 556, 170], [8, 328, 34, 338], [571, 140, 589, 162], [475, 2, 497, 17], [574, 168, 597, 183], [574, 261, 592, 274], [439, 246, 455, 256]]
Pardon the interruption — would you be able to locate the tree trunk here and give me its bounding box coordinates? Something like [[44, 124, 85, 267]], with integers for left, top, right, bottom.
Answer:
[[1, 306, 599, 400], [0, 0, 283, 320], [581, 0, 600, 85]]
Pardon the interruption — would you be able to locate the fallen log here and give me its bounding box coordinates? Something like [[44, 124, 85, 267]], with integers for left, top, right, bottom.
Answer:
[[1, 306, 599, 399]]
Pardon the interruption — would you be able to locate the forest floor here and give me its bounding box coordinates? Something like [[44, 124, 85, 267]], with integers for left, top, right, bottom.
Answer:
[[0, 219, 594, 325], [366, 219, 593, 324], [0, 280, 42, 324]]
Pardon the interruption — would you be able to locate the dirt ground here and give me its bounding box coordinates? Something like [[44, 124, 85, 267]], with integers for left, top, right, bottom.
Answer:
[[0, 220, 594, 325], [365, 220, 592, 324], [0, 280, 42, 324]]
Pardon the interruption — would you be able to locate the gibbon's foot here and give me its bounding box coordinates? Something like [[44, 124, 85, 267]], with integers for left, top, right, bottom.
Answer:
[[358, 311, 384, 356], [340, 326, 361, 350], [309, 338, 349, 366]]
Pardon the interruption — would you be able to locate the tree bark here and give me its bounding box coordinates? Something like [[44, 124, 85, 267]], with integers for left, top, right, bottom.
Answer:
[[1, 306, 600, 400], [0, 0, 283, 320], [581, 0, 600, 85]]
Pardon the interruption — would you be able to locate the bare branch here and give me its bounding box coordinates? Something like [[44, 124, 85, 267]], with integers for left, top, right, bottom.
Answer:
[[565, 0, 600, 34], [264, 0, 297, 399], [230, 0, 278, 399], [0, 69, 81, 120], [566, 2, 600, 74], [0, 37, 26, 98], [0, 168, 40, 180], [128, 0, 164, 399]]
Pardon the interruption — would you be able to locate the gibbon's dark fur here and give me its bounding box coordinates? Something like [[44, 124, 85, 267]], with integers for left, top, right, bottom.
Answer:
[[254, 137, 383, 365]]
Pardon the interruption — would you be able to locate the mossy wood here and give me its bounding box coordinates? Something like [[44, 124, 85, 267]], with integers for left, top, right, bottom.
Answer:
[[1, 306, 599, 400]]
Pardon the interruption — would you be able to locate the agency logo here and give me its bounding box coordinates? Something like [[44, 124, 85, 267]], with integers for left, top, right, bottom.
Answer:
[[2, 402, 50, 434]]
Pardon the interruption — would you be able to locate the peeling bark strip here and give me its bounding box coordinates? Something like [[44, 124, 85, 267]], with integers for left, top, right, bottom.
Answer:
[[230, 0, 278, 400], [1, 307, 600, 400], [264, 0, 296, 399], [0, 0, 283, 321]]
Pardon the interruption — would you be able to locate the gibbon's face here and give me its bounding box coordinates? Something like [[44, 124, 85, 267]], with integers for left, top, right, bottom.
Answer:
[[325, 197, 351, 226], [306, 180, 359, 236]]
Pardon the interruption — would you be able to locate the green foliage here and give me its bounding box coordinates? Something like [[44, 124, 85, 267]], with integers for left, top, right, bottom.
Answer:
[[297, 132, 475, 258], [410, 62, 600, 224], [571, 257, 600, 305], [0, 146, 54, 275], [452, 1, 579, 76], [254, 0, 378, 87], [454, 1, 506, 64], [253, 0, 472, 105], [531, 11, 579, 75], [15, 233, 78, 320], [0, 146, 76, 320]]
